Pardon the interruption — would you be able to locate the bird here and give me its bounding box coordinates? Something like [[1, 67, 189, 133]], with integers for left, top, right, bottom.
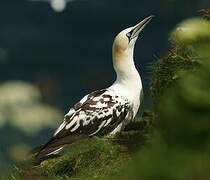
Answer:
[[27, 0, 81, 12], [33, 15, 154, 160]]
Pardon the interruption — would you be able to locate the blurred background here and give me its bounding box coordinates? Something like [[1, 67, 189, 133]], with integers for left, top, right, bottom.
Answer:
[[0, 0, 209, 172]]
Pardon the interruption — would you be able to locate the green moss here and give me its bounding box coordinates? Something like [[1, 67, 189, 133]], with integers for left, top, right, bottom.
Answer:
[[39, 138, 127, 179], [13, 114, 153, 180], [40, 118, 152, 180]]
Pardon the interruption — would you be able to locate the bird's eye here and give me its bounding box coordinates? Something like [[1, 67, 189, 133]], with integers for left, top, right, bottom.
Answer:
[[126, 32, 131, 38], [126, 30, 134, 41]]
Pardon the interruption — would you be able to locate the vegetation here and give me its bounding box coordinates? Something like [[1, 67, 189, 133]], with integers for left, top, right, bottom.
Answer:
[[8, 113, 154, 180]]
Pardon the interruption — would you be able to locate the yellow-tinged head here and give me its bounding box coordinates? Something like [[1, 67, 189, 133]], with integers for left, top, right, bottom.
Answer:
[[110, 16, 154, 97], [113, 15, 154, 61]]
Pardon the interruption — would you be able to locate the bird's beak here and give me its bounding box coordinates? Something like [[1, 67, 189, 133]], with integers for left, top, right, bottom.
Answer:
[[131, 15, 154, 40]]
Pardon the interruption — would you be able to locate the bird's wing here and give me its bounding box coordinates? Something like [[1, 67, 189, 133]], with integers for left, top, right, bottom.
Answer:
[[36, 89, 133, 158]]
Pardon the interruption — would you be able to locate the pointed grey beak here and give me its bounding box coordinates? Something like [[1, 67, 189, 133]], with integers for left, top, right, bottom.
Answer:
[[130, 15, 154, 41]]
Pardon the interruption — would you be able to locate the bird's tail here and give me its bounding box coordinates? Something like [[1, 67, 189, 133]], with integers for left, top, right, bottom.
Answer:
[[29, 144, 45, 156], [29, 134, 88, 164], [27, 137, 64, 166], [34, 137, 64, 159]]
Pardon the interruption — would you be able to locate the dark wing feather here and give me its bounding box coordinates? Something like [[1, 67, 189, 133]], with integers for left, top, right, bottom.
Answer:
[[35, 89, 132, 159], [35, 134, 88, 159]]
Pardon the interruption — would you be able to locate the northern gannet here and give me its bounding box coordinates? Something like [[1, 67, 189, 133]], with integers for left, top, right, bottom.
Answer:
[[34, 16, 154, 159]]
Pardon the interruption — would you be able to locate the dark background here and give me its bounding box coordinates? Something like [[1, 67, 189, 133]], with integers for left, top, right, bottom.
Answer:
[[0, 0, 209, 171]]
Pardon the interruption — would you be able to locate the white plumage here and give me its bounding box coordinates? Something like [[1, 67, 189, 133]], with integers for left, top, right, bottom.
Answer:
[[35, 15, 154, 158]]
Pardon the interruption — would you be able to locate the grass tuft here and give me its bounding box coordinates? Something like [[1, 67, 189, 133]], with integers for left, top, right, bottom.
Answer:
[[13, 113, 153, 180]]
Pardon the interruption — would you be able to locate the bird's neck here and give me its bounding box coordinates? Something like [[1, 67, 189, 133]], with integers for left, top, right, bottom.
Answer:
[[112, 48, 141, 87], [109, 47, 142, 108]]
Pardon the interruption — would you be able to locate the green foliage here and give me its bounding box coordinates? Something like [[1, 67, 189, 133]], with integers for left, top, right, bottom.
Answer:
[[154, 16, 210, 148], [150, 44, 199, 103], [122, 137, 210, 180], [40, 138, 128, 179], [12, 115, 153, 180], [151, 16, 210, 104], [158, 62, 210, 148], [170, 18, 210, 44]]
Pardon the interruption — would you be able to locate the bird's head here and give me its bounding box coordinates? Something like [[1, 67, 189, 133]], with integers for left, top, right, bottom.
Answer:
[[113, 15, 154, 59]]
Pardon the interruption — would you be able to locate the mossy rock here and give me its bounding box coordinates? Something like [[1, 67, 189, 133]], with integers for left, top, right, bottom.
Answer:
[[10, 114, 153, 180], [40, 138, 128, 179]]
